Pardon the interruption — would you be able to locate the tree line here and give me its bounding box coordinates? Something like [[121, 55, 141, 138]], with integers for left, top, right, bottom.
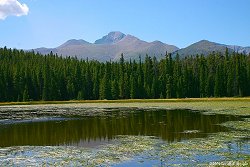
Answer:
[[0, 47, 249, 102]]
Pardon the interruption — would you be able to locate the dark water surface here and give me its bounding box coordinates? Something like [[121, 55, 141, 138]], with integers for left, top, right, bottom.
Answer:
[[0, 109, 240, 147]]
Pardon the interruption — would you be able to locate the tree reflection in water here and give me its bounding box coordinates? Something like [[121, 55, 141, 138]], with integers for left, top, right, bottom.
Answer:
[[0, 109, 240, 147]]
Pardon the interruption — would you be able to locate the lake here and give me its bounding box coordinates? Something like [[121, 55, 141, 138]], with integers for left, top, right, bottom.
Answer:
[[0, 106, 249, 166]]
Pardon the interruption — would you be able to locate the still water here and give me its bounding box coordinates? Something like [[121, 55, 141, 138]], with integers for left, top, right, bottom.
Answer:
[[0, 109, 240, 147]]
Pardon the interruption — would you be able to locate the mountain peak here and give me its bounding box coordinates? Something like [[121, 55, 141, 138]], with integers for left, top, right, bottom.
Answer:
[[198, 39, 210, 43], [194, 40, 217, 45], [152, 40, 164, 45], [59, 39, 90, 48], [95, 31, 126, 44]]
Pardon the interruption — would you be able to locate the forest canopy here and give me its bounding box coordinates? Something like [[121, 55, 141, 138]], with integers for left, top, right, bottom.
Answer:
[[0, 47, 249, 102]]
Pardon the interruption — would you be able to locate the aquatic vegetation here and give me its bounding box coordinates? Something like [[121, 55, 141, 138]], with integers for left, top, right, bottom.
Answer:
[[182, 130, 200, 134], [0, 136, 158, 166], [158, 130, 250, 166], [0, 101, 249, 166], [221, 120, 250, 131], [0, 132, 249, 166]]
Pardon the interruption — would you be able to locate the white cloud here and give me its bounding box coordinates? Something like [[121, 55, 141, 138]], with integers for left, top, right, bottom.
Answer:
[[0, 0, 29, 20]]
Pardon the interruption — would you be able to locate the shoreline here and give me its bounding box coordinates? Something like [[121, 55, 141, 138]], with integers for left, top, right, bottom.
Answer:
[[0, 97, 250, 106]]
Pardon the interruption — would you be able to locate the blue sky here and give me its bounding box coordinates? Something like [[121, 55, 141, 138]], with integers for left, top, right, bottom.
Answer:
[[0, 0, 250, 49]]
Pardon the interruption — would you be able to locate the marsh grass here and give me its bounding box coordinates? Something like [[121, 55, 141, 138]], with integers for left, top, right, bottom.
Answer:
[[1, 98, 250, 117], [0, 98, 249, 166], [0, 132, 249, 166], [0, 97, 250, 105]]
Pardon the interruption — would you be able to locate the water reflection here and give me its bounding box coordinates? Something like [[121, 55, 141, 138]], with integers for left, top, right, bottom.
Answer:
[[0, 109, 240, 147]]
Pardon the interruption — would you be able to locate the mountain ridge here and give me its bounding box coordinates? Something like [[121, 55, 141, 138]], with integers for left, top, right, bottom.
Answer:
[[32, 32, 250, 61], [33, 32, 179, 61]]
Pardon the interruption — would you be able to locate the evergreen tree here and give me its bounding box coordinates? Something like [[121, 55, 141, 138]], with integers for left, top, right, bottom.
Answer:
[[130, 74, 136, 99], [22, 85, 29, 102], [119, 54, 125, 99], [111, 80, 119, 99], [0, 47, 249, 102]]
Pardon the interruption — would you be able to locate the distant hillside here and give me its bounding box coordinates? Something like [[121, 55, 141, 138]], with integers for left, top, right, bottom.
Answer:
[[173, 40, 230, 57], [174, 40, 250, 58], [59, 39, 90, 47], [33, 31, 179, 61], [227, 45, 250, 54]]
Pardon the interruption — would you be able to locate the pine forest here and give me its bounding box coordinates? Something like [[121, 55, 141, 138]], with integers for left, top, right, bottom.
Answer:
[[0, 47, 250, 102]]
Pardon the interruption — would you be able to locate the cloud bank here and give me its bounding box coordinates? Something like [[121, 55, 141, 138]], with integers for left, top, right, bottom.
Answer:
[[0, 0, 29, 20]]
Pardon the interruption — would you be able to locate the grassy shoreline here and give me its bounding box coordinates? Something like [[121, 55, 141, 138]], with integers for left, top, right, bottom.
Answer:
[[0, 97, 250, 106], [0, 97, 250, 117]]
